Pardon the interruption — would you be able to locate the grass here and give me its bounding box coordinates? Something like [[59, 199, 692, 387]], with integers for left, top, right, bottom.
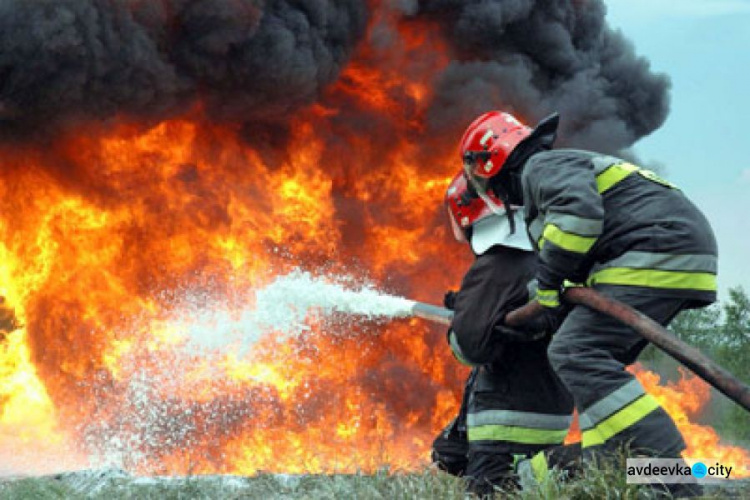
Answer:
[[0, 469, 466, 500], [1, 464, 748, 499]]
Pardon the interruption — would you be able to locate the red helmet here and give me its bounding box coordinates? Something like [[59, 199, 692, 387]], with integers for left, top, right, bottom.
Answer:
[[459, 111, 532, 180], [445, 171, 504, 243]]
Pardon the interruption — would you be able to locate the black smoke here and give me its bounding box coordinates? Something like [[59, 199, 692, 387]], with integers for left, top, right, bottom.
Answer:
[[0, 0, 369, 140], [0, 0, 669, 154], [412, 0, 671, 153]]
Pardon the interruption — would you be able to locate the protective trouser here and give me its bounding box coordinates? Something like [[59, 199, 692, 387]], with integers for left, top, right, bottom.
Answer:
[[431, 369, 476, 476], [464, 365, 574, 496], [547, 289, 690, 458], [432, 417, 469, 477]]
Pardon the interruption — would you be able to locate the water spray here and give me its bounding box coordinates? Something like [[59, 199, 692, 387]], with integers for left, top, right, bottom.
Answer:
[[171, 269, 455, 354]]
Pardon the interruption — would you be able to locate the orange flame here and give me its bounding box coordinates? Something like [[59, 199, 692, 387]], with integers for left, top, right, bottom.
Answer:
[[562, 365, 749, 478], [0, 8, 746, 479], [632, 365, 749, 478]]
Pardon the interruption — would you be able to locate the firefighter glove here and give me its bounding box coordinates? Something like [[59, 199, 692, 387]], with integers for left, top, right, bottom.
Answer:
[[443, 290, 458, 310]]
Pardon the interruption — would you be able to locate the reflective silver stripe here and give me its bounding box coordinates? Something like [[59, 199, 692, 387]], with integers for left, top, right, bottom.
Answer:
[[591, 251, 717, 274], [545, 211, 603, 237], [527, 279, 539, 301], [579, 379, 645, 430], [448, 330, 476, 366], [528, 217, 544, 243], [468, 410, 573, 430], [591, 155, 622, 175]]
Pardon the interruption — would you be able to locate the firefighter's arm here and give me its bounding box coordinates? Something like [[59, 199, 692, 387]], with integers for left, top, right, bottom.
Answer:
[[446, 256, 513, 365], [523, 155, 604, 307], [443, 290, 479, 366], [495, 279, 568, 340], [446, 328, 486, 366]]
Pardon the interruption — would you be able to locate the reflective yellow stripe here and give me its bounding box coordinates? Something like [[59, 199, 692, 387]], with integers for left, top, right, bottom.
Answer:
[[468, 425, 568, 445], [580, 379, 645, 429], [530, 452, 549, 482], [537, 289, 560, 308], [541, 224, 597, 254], [581, 395, 660, 448], [587, 268, 717, 291], [596, 162, 679, 194], [595, 162, 639, 194]]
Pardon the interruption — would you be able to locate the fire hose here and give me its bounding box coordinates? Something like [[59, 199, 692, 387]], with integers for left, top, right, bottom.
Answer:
[[408, 288, 750, 413]]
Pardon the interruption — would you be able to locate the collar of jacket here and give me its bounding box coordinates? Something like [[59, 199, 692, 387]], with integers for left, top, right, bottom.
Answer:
[[471, 211, 533, 255]]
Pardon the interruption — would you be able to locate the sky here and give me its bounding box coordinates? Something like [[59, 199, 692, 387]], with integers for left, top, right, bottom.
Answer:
[[604, 0, 750, 299]]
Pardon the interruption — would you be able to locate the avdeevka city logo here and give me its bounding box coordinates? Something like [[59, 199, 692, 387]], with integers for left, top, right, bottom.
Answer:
[[691, 461, 708, 479], [626, 458, 736, 484]]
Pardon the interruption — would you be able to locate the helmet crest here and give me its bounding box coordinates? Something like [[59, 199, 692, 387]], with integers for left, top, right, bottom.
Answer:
[[459, 111, 532, 179]]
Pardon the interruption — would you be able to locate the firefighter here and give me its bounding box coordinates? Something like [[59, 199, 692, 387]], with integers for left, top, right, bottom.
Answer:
[[430, 366, 475, 478], [458, 110, 718, 465], [432, 171, 574, 496]]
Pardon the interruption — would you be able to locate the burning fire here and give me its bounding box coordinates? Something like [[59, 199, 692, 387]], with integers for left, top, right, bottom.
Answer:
[[0, 14, 466, 473], [563, 366, 749, 477], [633, 366, 749, 477], [0, 113, 467, 475], [0, 2, 746, 480]]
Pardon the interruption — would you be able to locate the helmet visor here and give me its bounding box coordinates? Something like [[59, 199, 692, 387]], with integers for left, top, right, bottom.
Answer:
[[447, 207, 468, 243], [462, 158, 506, 217]]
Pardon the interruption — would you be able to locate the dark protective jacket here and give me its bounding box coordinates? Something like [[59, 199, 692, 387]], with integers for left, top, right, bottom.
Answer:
[[449, 246, 537, 366], [521, 149, 718, 306], [447, 245, 573, 452]]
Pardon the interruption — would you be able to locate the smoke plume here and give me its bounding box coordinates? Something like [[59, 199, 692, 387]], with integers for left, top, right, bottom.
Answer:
[[0, 0, 368, 139], [413, 0, 671, 152], [0, 1, 669, 150]]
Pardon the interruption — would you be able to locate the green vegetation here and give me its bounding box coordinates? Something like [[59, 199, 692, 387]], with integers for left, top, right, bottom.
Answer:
[[1, 465, 748, 499], [0, 470, 469, 500], [643, 286, 750, 443]]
